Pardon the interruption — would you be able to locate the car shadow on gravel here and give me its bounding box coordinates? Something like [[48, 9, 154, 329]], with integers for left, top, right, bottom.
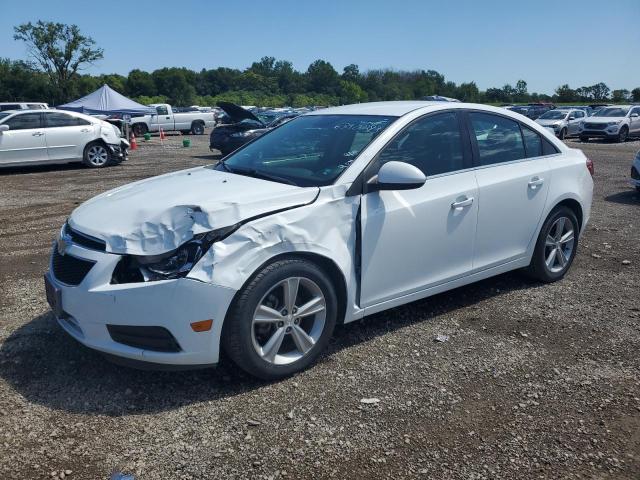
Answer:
[[0, 163, 87, 176], [605, 190, 640, 205], [0, 271, 539, 416]]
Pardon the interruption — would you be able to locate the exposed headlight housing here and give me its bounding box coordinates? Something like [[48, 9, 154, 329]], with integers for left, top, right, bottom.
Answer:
[[606, 121, 621, 126], [112, 224, 239, 283], [230, 130, 255, 138]]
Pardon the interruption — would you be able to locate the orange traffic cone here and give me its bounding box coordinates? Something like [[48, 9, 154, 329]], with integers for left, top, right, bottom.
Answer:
[[130, 132, 138, 150], [159, 128, 166, 140]]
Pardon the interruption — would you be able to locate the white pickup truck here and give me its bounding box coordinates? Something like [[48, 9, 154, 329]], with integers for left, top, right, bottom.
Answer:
[[130, 104, 216, 136]]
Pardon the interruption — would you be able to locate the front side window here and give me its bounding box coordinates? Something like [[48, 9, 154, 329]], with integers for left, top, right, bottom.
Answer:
[[574, 111, 585, 118], [156, 106, 168, 115], [469, 112, 526, 166], [44, 112, 90, 128], [376, 112, 465, 176], [539, 110, 567, 120], [6, 113, 42, 130], [216, 115, 396, 187]]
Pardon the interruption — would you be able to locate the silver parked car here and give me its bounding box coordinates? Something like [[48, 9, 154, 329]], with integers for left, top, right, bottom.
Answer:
[[536, 108, 586, 140]]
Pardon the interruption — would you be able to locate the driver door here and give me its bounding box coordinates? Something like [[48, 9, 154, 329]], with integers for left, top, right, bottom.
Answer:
[[360, 111, 478, 308]]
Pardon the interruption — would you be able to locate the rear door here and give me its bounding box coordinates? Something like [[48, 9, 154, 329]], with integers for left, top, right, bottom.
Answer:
[[43, 112, 94, 161], [0, 112, 47, 165], [629, 107, 640, 134], [466, 111, 552, 270]]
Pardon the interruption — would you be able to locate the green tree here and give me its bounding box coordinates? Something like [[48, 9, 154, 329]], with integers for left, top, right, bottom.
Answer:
[[342, 64, 360, 83], [127, 69, 156, 97], [611, 89, 630, 103], [306, 59, 339, 94], [515, 80, 528, 101], [632, 88, 640, 102], [13, 21, 103, 102], [554, 84, 576, 102]]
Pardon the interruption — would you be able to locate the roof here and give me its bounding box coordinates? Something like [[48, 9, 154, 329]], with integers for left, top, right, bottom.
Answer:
[[57, 84, 155, 116], [308, 101, 445, 117]]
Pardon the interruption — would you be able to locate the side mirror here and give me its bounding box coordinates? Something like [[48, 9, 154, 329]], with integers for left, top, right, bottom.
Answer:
[[0, 124, 9, 134], [368, 161, 426, 192], [631, 113, 639, 118]]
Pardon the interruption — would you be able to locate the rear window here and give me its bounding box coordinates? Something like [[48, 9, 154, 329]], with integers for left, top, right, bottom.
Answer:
[[0, 104, 21, 112], [44, 112, 91, 127]]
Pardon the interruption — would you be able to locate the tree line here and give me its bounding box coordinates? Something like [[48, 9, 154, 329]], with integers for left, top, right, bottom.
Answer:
[[3, 21, 639, 108]]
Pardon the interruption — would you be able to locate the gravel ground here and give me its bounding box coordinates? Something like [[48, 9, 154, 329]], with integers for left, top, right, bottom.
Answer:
[[0, 131, 639, 480]]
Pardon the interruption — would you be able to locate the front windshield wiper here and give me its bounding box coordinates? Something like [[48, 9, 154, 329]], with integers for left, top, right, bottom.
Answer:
[[219, 164, 299, 187]]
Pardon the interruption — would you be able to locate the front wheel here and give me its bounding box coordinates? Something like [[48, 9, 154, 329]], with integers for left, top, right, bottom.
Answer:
[[222, 258, 338, 380], [558, 128, 567, 140], [616, 127, 628, 143], [83, 142, 111, 168], [524, 206, 579, 283]]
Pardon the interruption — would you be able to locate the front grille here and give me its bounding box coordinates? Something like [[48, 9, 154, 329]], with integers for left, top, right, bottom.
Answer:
[[632, 166, 640, 180], [584, 123, 607, 130], [51, 250, 95, 286], [107, 325, 181, 352], [65, 224, 106, 251]]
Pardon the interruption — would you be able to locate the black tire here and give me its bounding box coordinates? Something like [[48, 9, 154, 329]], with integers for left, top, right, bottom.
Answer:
[[191, 122, 205, 135], [616, 127, 628, 143], [180, 130, 191, 135], [132, 123, 148, 136], [222, 258, 338, 380], [558, 128, 567, 140], [524, 206, 579, 283], [82, 141, 111, 168], [580, 136, 589, 142]]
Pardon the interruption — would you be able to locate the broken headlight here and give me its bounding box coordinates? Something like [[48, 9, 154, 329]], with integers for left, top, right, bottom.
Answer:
[[113, 224, 239, 283]]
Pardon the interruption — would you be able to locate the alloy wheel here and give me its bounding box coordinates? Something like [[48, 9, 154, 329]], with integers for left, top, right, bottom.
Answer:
[[544, 216, 575, 273], [87, 145, 109, 166], [251, 277, 326, 365]]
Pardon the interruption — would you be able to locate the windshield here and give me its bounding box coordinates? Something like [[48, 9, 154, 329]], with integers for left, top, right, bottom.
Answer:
[[596, 107, 629, 117], [539, 110, 568, 120], [216, 114, 396, 187]]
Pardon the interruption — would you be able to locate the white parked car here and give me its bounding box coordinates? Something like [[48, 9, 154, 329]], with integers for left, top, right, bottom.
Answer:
[[579, 105, 640, 142], [45, 102, 593, 379], [130, 103, 216, 137], [0, 101, 49, 111], [631, 150, 640, 192], [0, 109, 128, 168], [536, 108, 587, 140]]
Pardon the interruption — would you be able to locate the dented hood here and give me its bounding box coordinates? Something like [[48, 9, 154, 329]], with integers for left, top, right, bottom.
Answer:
[[68, 166, 318, 255]]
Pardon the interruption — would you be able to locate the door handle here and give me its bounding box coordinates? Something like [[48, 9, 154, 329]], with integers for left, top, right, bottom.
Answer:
[[80, 128, 91, 132], [528, 176, 544, 189], [451, 196, 474, 209], [32, 132, 44, 137]]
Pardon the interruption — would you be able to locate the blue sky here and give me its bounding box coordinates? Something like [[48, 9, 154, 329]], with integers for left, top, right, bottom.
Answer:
[[1, 0, 638, 94]]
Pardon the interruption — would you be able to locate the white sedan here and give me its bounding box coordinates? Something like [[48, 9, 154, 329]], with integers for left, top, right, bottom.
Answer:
[[0, 109, 127, 168], [45, 101, 593, 379]]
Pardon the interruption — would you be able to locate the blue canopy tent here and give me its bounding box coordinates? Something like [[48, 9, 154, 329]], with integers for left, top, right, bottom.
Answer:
[[57, 84, 155, 116]]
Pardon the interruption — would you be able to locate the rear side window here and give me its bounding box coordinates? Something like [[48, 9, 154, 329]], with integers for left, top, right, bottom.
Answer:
[[6, 113, 42, 130], [469, 112, 525, 166], [44, 112, 90, 127], [377, 112, 466, 176], [0, 104, 21, 112], [521, 125, 542, 157], [27, 103, 46, 110]]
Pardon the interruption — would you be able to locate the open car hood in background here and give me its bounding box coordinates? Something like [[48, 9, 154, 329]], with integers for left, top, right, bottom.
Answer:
[[217, 102, 264, 125]]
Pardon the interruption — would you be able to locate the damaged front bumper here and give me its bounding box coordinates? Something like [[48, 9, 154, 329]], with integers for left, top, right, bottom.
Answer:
[[107, 141, 129, 161], [45, 240, 237, 367]]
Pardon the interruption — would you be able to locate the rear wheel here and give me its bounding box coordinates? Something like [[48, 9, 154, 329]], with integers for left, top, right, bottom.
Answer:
[[83, 142, 110, 168], [222, 258, 338, 380], [132, 123, 147, 137], [191, 122, 205, 135], [524, 206, 579, 283]]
